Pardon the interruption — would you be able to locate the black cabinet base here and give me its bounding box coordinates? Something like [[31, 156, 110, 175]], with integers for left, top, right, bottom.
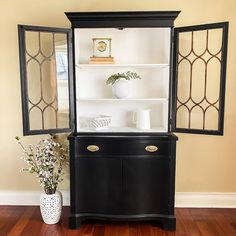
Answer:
[[69, 213, 176, 231]]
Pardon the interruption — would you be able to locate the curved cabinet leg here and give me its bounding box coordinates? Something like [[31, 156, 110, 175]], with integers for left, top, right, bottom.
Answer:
[[69, 215, 83, 229], [161, 217, 176, 231], [151, 217, 176, 231]]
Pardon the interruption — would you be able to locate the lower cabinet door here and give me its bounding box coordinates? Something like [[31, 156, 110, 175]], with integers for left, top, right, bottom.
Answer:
[[122, 156, 170, 215], [76, 156, 122, 214]]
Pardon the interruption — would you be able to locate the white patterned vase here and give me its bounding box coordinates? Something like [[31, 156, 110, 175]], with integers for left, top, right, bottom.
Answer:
[[40, 191, 62, 224]]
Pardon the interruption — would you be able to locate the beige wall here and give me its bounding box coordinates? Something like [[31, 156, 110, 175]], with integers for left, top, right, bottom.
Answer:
[[0, 0, 235, 193]]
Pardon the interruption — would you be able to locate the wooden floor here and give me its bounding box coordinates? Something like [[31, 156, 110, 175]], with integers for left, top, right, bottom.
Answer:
[[0, 207, 235, 236]]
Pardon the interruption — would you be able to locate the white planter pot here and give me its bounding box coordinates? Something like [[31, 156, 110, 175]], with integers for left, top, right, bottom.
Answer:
[[112, 79, 130, 98], [40, 191, 62, 224]]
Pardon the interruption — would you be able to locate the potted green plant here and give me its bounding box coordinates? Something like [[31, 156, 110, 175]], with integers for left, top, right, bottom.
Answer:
[[15, 135, 68, 224], [106, 71, 141, 98]]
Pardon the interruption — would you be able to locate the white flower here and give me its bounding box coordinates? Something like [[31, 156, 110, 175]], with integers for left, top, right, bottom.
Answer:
[[16, 136, 69, 193]]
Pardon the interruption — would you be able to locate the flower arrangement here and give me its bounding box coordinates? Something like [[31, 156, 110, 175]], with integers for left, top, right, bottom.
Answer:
[[106, 71, 142, 85], [15, 135, 69, 195]]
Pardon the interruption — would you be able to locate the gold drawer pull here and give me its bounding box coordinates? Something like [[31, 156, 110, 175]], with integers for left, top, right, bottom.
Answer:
[[87, 145, 99, 152], [145, 145, 158, 153]]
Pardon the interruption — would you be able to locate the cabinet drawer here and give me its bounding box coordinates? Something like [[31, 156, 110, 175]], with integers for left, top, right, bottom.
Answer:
[[75, 138, 169, 156]]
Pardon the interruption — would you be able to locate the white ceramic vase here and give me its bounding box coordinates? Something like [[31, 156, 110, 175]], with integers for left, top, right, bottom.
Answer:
[[40, 191, 62, 224], [112, 79, 130, 98]]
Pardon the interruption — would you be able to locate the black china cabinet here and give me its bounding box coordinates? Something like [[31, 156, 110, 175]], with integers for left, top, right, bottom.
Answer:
[[18, 11, 228, 230]]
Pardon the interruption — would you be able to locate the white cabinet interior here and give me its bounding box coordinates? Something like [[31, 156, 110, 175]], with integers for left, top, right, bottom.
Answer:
[[75, 27, 171, 132]]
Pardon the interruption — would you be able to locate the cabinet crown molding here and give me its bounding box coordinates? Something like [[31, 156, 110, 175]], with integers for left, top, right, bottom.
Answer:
[[65, 11, 181, 28]]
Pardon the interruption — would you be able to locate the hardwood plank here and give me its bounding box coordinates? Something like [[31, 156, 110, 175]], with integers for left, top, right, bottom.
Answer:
[[139, 223, 152, 236], [0, 206, 13, 231], [223, 208, 236, 231], [150, 227, 168, 236], [0, 207, 235, 236], [80, 223, 94, 236], [104, 223, 116, 236], [37, 223, 59, 236], [196, 220, 224, 236], [213, 213, 236, 236], [175, 208, 188, 234], [114, 222, 129, 236], [128, 222, 140, 236], [19, 207, 43, 236], [7, 206, 35, 236], [0, 206, 25, 235], [177, 208, 202, 235], [93, 225, 105, 236]]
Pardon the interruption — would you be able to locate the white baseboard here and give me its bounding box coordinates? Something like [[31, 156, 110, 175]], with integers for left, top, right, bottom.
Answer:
[[0, 190, 70, 206], [175, 192, 236, 208], [0, 191, 235, 208]]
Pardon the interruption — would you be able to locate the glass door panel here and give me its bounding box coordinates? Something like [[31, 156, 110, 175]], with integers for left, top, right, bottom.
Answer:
[[18, 25, 74, 135], [172, 22, 228, 135]]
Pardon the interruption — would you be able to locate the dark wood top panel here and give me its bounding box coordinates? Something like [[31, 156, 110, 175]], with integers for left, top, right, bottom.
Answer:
[[65, 11, 180, 28]]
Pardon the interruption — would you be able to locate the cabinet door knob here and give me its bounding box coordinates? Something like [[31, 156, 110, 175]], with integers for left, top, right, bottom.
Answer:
[[87, 145, 99, 152], [145, 145, 158, 152]]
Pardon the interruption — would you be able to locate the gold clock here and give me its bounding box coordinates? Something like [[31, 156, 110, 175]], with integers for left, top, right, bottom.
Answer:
[[92, 38, 112, 57], [97, 41, 107, 52], [90, 38, 115, 64]]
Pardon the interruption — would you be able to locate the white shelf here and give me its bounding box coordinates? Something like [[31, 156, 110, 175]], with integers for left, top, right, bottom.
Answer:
[[75, 28, 171, 133], [76, 63, 169, 69], [77, 126, 167, 133], [77, 98, 168, 102]]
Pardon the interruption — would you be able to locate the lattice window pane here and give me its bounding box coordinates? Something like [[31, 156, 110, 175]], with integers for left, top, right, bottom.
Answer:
[[19, 25, 73, 135], [173, 23, 228, 135]]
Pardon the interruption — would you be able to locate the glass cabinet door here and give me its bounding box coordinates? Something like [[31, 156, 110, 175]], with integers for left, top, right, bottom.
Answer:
[[18, 25, 75, 135], [172, 22, 228, 135]]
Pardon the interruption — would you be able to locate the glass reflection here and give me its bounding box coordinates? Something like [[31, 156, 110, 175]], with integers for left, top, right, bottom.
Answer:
[[25, 30, 70, 130]]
